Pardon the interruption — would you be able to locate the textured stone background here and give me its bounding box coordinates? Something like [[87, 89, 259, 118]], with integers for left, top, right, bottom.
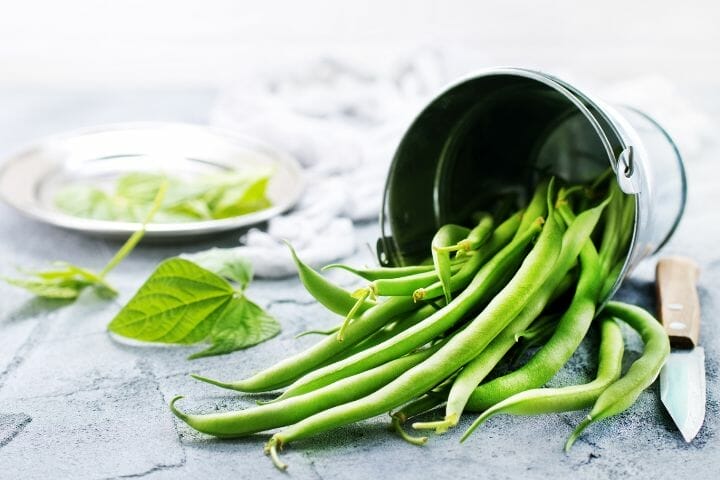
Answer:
[[0, 86, 717, 480]]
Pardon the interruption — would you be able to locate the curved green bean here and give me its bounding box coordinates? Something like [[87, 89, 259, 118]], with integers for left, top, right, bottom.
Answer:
[[287, 243, 375, 316], [513, 180, 549, 240], [172, 344, 441, 439], [413, 210, 523, 302], [565, 301, 670, 451], [272, 219, 542, 402], [465, 203, 606, 413], [425, 198, 607, 431], [191, 295, 417, 393], [432, 224, 472, 304], [264, 196, 563, 469], [322, 263, 437, 281], [462, 317, 624, 441]]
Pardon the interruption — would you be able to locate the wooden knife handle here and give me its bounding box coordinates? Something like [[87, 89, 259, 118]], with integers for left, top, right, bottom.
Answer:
[[656, 256, 701, 349]]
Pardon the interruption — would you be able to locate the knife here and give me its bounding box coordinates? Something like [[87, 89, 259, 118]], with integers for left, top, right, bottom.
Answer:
[[656, 256, 706, 442]]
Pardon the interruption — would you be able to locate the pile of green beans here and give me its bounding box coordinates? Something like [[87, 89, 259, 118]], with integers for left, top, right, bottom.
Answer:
[[170, 174, 670, 470]]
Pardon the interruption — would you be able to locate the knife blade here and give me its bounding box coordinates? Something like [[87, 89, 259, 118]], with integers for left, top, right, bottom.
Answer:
[[656, 256, 706, 442]]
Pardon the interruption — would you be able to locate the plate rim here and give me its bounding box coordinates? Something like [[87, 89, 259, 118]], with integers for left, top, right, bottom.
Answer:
[[0, 121, 305, 237]]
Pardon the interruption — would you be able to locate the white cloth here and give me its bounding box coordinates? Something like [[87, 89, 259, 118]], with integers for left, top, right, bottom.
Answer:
[[202, 50, 713, 278], [208, 51, 449, 278]]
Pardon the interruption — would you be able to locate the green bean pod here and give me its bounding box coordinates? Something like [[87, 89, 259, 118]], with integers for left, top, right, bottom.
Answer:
[[321, 264, 438, 281], [413, 210, 523, 302], [515, 313, 560, 344], [338, 226, 468, 342], [336, 303, 441, 362], [465, 202, 607, 413], [461, 214, 494, 251], [462, 318, 624, 441], [191, 295, 417, 393], [371, 263, 464, 297], [565, 301, 670, 451], [513, 180, 549, 240], [172, 344, 441, 439], [264, 196, 563, 469], [432, 199, 607, 431], [598, 182, 623, 276], [272, 219, 543, 402], [391, 387, 450, 446], [432, 224, 472, 304], [432, 215, 494, 304], [287, 244, 374, 316]]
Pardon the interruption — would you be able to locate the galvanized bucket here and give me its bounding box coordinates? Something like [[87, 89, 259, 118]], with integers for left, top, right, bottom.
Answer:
[[378, 67, 686, 300]]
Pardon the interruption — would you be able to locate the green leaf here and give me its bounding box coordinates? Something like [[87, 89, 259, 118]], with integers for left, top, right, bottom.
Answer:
[[6, 181, 166, 302], [188, 296, 280, 359], [108, 258, 235, 344], [163, 199, 212, 221], [108, 256, 279, 358], [54, 185, 118, 220], [3, 262, 118, 300], [3, 276, 88, 299], [54, 169, 274, 224], [115, 172, 167, 203], [181, 248, 253, 288], [211, 175, 272, 219]]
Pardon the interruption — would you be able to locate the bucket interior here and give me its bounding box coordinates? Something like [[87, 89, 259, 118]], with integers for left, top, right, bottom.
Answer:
[[380, 72, 633, 269]]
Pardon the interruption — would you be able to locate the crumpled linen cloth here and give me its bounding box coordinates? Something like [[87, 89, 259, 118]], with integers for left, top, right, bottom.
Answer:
[[198, 49, 713, 278]]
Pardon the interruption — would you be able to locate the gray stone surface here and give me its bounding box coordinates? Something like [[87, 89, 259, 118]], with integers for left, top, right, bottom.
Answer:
[[0, 88, 718, 479]]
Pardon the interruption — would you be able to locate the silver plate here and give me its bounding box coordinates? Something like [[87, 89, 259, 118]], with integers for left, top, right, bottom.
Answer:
[[0, 122, 304, 239]]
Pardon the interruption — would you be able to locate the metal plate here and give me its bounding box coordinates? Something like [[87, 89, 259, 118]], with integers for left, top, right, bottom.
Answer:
[[0, 123, 304, 239]]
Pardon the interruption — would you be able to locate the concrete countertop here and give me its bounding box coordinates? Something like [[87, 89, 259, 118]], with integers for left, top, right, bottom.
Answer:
[[0, 88, 717, 480]]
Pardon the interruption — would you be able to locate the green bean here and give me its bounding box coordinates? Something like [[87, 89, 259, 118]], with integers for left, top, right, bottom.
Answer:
[[336, 287, 376, 342], [391, 387, 450, 446], [371, 263, 464, 297], [565, 301, 670, 451], [432, 224, 472, 304], [433, 215, 494, 303], [191, 295, 417, 393], [598, 182, 622, 276], [336, 303, 441, 362], [588, 167, 614, 193], [509, 314, 561, 364], [463, 214, 494, 250], [338, 226, 469, 342], [516, 314, 560, 344], [424, 198, 607, 432], [462, 318, 623, 441], [295, 326, 340, 339], [413, 210, 523, 302], [172, 344, 442, 441], [598, 191, 634, 297], [264, 195, 563, 469], [287, 243, 375, 316], [513, 180, 549, 240], [600, 260, 624, 299], [465, 201, 607, 413], [272, 219, 543, 403], [322, 264, 437, 281]]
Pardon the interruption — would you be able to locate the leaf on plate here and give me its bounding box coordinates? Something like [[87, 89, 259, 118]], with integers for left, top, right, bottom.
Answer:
[[54, 169, 274, 223], [115, 172, 167, 203], [211, 175, 272, 219]]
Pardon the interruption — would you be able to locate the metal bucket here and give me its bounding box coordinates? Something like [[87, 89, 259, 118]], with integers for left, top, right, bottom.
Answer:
[[378, 67, 686, 300]]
